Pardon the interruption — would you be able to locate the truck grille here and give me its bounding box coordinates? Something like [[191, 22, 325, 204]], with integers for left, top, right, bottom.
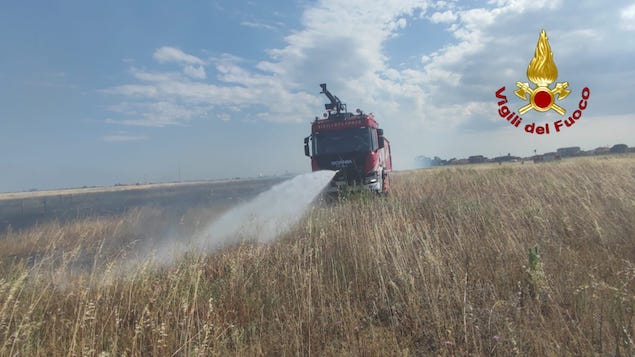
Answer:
[[332, 166, 364, 186]]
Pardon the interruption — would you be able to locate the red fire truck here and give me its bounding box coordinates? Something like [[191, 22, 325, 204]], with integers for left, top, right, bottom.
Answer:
[[304, 83, 392, 194]]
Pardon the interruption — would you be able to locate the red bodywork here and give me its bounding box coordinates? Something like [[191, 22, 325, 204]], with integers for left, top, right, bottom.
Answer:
[[308, 113, 392, 193], [305, 83, 392, 193]]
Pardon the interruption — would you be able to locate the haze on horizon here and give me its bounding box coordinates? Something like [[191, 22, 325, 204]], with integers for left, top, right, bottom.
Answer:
[[1, 0, 634, 192]]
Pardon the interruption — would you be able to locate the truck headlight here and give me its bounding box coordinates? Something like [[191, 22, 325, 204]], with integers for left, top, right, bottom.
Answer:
[[364, 172, 378, 184]]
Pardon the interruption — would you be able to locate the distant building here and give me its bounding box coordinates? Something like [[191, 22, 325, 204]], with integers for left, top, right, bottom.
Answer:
[[593, 147, 610, 155], [492, 154, 521, 163], [468, 155, 487, 164], [557, 146, 581, 157], [544, 152, 560, 161], [610, 144, 628, 154], [533, 152, 560, 163]]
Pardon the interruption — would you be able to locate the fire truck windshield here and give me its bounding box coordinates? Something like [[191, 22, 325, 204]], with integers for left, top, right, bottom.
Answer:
[[313, 127, 372, 155]]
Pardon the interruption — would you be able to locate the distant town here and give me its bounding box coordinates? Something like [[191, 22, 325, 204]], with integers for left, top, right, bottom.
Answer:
[[415, 143, 634, 167]]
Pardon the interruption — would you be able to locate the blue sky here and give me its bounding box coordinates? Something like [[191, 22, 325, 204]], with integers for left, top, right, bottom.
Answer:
[[1, 0, 634, 192]]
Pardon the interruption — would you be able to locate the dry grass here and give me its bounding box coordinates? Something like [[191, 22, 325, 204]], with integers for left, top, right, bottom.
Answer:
[[0, 156, 634, 356]]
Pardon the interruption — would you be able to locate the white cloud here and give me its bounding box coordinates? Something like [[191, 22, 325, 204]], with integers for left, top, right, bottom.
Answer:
[[101, 133, 148, 142], [621, 3, 635, 30], [153, 46, 204, 65], [240, 21, 277, 30], [129, 68, 182, 82], [106, 1, 435, 129], [183, 65, 206, 79], [430, 10, 457, 23], [105, 100, 206, 127], [104, 0, 635, 167]]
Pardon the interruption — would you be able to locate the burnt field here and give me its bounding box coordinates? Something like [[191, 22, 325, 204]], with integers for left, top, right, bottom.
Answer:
[[0, 177, 287, 233]]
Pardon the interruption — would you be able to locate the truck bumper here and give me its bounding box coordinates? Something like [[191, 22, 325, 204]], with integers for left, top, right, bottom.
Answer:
[[325, 179, 382, 193]]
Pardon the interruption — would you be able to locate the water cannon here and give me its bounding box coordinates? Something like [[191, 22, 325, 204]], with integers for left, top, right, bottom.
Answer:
[[320, 83, 347, 118]]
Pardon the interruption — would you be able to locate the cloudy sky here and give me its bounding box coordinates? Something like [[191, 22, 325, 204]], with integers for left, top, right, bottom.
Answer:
[[1, 0, 634, 192]]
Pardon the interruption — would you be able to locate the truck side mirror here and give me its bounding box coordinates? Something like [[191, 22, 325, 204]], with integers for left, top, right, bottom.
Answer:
[[377, 129, 385, 149], [304, 137, 310, 157]]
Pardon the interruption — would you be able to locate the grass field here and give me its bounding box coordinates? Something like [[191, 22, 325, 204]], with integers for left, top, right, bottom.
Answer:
[[0, 156, 634, 355]]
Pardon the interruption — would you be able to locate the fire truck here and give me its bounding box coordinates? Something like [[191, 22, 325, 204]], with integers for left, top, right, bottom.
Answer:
[[304, 83, 392, 194]]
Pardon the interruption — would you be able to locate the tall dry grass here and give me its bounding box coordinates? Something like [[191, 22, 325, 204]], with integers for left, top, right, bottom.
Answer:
[[0, 156, 634, 356]]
